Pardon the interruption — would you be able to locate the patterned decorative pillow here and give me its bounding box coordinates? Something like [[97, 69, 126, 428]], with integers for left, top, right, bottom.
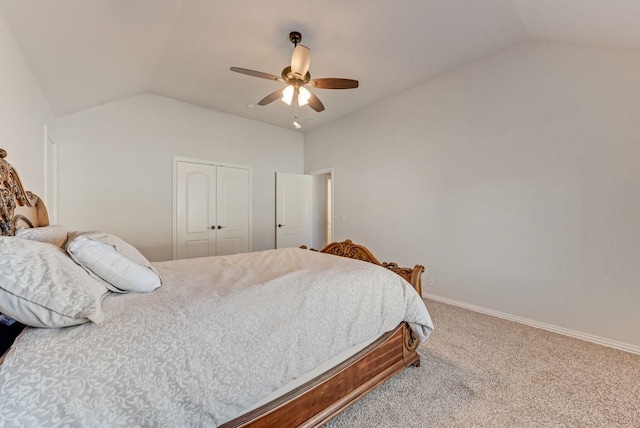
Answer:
[[0, 237, 108, 328], [66, 232, 162, 293], [16, 225, 70, 248]]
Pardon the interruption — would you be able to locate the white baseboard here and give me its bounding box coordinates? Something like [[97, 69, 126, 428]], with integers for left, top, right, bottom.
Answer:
[[424, 293, 640, 356]]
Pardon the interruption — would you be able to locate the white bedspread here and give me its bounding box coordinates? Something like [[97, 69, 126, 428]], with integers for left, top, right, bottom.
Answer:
[[0, 248, 433, 427]]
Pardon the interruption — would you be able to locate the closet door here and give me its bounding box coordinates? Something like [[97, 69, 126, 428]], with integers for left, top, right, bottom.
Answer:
[[215, 166, 249, 256], [175, 160, 251, 260], [176, 162, 217, 259]]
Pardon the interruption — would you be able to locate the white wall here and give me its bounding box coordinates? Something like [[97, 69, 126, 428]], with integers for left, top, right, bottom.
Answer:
[[0, 13, 54, 195], [56, 93, 303, 261], [305, 41, 640, 349]]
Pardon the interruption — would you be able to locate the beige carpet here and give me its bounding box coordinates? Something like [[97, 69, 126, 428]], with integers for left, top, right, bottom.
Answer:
[[325, 299, 640, 427]]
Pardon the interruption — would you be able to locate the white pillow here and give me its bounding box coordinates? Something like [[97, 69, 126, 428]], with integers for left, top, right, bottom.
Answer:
[[16, 225, 70, 248], [0, 237, 108, 328], [66, 232, 162, 293]]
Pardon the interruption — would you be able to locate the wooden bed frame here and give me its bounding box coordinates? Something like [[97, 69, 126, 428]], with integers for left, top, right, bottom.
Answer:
[[222, 241, 425, 427], [0, 148, 426, 427], [0, 148, 49, 234]]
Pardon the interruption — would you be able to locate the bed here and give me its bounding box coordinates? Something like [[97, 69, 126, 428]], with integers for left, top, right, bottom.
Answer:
[[0, 147, 434, 427]]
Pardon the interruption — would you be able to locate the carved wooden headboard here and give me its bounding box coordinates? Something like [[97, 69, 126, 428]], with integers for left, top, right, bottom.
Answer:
[[0, 148, 49, 236]]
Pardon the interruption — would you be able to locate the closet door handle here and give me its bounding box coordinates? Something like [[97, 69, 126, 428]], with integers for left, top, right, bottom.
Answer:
[[210, 226, 216, 230], [217, 225, 226, 229], [277, 224, 285, 228]]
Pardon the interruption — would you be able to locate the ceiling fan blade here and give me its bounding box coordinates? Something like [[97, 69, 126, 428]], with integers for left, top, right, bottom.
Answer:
[[258, 88, 284, 106], [307, 90, 325, 112], [290, 45, 311, 77], [310, 78, 359, 89], [230, 67, 283, 81]]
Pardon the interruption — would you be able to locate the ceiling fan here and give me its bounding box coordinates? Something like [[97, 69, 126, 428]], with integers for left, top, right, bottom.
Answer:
[[230, 31, 358, 113]]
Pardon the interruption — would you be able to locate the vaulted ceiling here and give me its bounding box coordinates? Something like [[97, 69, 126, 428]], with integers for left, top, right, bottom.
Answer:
[[1, 0, 639, 131]]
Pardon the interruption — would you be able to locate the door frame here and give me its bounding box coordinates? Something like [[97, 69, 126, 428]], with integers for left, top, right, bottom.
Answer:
[[43, 125, 58, 224], [172, 156, 252, 260], [306, 167, 335, 246]]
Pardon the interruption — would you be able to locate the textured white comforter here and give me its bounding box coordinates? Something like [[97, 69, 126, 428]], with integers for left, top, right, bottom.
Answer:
[[0, 248, 433, 427]]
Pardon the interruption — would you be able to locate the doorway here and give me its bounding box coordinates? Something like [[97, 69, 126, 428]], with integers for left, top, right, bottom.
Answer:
[[274, 168, 334, 250], [308, 168, 334, 250]]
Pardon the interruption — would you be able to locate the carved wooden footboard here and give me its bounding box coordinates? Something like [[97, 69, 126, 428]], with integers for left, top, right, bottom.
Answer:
[[304, 239, 425, 296], [222, 240, 425, 427]]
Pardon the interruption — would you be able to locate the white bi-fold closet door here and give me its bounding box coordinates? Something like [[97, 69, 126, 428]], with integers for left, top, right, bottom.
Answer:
[[174, 159, 250, 259]]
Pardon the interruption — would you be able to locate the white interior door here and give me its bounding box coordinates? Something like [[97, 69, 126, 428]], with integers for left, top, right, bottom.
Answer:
[[276, 172, 312, 248], [176, 161, 216, 259], [216, 166, 249, 256]]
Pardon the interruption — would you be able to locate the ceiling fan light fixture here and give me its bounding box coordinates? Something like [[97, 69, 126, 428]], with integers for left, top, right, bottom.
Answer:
[[298, 86, 311, 106], [282, 85, 295, 105], [291, 45, 311, 77]]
